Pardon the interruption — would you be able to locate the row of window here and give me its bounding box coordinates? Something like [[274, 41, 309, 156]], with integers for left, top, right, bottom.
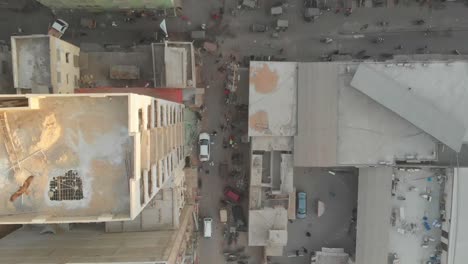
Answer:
[[56, 72, 79, 87], [155, 102, 184, 128], [139, 146, 184, 206]]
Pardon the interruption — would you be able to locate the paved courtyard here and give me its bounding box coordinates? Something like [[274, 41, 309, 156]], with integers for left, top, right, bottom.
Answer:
[[267, 167, 358, 264]]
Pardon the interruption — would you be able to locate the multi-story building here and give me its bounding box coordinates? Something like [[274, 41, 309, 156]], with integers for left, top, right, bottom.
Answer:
[[11, 35, 80, 94], [0, 93, 185, 224], [247, 59, 468, 264]]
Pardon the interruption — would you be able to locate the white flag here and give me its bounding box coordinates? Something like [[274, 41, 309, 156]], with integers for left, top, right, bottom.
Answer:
[[160, 19, 168, 37]]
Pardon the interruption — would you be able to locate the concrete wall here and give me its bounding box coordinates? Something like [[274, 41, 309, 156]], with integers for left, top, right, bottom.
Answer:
[[0, 93, 184, 224], [0, 205, 194, 263], [49, 37, 80, 94], [37, 0, 175, 9], [128, 94, 185, 220], [0, 48, 14, 94], [11, 35, 51, 92]]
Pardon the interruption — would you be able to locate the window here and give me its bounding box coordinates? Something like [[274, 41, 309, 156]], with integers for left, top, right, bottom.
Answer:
[[147, 170, 152, 196], [154, 101, 159, 127], [56, 71, 61, 83], [156, 165, 160, 188], [160, 105, 164, 126], [74, 75, 78, 87], [140, 174, 145, 205], [66, 74, 69, 85], [138, 109, 143, 131], [65, 52, 70, 63], [147, 105, 151, 129]]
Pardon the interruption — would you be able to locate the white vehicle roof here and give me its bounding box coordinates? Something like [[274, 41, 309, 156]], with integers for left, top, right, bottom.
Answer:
[[199, 132, 210, 140], [204, 218, 212, 238]]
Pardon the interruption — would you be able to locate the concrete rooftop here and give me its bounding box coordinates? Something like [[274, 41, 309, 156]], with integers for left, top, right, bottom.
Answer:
[[152, 42, 195, 88], [248, 207, 288, 247], [0, 95, 132, 223], [11, 36, 50, 92], [248, 61, 297, 137], [292, 61, 437, 166], [351, 62, 468, 152]]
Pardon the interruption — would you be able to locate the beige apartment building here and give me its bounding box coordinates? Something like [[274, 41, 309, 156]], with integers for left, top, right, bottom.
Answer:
[[11, 35, 80, 94], [0, 93, 185, 224]]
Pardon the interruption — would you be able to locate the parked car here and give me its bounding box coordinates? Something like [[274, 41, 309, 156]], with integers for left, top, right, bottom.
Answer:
[[297, 192, 307, 219], [413, 19, 425, 25], [372, 36, 384, 44], [48, 18, 69, 38], [224, 186, 241, 203], [199, 133, 211, 162], [250, 23, 269, 32], [276, 19, 289, 31], [203, 218, 212, 238], [304, 0, 319, 22], [320, 37, 333, 44]]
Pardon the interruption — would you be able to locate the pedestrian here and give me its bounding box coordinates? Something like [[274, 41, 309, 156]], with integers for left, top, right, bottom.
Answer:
[[296, 250, 300, 257], [306, 232, 311, 237], [302, 247, 308, 254]]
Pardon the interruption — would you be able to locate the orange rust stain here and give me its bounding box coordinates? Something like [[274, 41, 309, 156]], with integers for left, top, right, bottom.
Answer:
[[250, 64, 279, 94], [249, 111, 269, 133]]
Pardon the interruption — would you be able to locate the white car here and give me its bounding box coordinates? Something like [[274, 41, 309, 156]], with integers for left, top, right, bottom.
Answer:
[[48, 19, 69, 38], [199, 132, 211, 162], [203, 217, 212, 238]]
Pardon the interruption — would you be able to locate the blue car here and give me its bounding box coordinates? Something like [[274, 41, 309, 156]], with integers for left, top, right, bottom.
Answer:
[[297, 192, 307, 219]]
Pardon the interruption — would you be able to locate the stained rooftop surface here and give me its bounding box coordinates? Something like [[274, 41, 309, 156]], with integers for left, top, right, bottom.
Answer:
[[248, 61, 297, 137], [0, 96, 132, 221], [13, 36, 51, 92]]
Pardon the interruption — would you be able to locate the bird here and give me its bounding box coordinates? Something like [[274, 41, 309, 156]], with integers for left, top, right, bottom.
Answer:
[[10, 176, 34, 202]]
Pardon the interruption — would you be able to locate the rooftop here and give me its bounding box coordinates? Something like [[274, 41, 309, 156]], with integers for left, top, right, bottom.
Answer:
[[11, 35, 51, 92], [152, 42, 196, 88], [351, 62, 468, 152], [0, 95, 133, 223], [79, 48, 155, 88], [249, 61, 444, 167], [248, 61, 297, 137], [248, 207, 288, 251], [452, 168, 468, 264], [295, 62, 438, 166]]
